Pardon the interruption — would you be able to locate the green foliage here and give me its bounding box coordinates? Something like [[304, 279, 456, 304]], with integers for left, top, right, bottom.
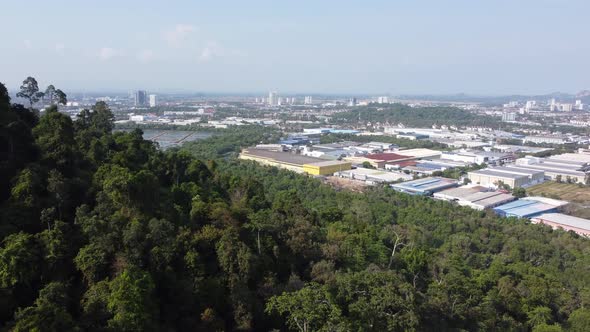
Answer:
[[107, 267, 157, 331], [0, 232, 41, 287], [266, 283, 343, 332], [333, 103, 501, 128]]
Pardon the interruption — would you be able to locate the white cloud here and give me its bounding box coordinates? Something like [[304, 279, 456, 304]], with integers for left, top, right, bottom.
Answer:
[[198, 42, 246, 62], [137, 49, 155, 63], [164, 24, 197, 46], [55, 43, 65, 55], [98, 47, 123, 60], [23, 40, 32, 49]]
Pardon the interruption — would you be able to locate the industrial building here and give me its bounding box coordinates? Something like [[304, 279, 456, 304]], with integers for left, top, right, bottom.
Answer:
[[515, 156, 588, 183], [391, 177, 458, 196], [467, 166, 545, 188], [493, 197, 568, 218], [531, 213, 590, 237], [433, 186, 516, 210], [334, 168, 413, 184], [303, 160, 352, 175], [239, 148, 351, 175], [441, 150, 514, 165]]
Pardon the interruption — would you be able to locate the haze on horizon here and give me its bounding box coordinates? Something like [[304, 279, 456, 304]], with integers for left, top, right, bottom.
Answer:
[[1, 0, 589, 95]]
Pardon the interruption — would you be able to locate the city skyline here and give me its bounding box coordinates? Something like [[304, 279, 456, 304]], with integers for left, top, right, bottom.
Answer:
[[1, 0, 589, 95]]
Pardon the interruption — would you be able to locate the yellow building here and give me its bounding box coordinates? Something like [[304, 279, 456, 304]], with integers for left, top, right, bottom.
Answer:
[[303, 160, 352, 175], [239, 148, 350, 175]]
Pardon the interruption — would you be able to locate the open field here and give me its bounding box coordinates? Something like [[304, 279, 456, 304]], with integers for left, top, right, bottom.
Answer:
[[527, 182, 590, 203], [527, 182, 590, 219]]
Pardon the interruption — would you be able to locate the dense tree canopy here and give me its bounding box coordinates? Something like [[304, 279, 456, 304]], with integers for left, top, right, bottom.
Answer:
[[333, 103, 501, 128], [1, 79, 589, 331]]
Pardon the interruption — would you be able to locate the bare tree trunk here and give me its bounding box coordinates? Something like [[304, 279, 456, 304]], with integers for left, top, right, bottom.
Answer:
[[388, 232, 404, 269]]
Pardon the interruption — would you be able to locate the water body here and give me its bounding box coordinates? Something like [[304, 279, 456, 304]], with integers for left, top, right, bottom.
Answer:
[[115, 129, 213, 149]]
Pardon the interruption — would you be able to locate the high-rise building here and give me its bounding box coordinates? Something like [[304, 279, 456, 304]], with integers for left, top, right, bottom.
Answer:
[[549, 98, 556, 111], [575, 100, 584, 111], [561, 103, 573, 112], [304, 96, 313, 104], [502, 112, 516, 122], [149, 94, 157, 107], [268, 91, 278, 106], [377, 96, 389, 104], [134, 90, 148, 106], [348, 98, 357, 106]]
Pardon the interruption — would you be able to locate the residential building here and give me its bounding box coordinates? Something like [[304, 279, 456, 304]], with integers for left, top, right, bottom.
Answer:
[[149, 94, 157, 107]]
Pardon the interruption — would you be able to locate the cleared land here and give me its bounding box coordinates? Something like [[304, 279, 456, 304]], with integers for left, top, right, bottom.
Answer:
[[527, 182, 590, 219]]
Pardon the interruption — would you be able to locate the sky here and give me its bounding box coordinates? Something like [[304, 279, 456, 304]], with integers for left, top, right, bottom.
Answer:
[[1, 0, 589, 95]]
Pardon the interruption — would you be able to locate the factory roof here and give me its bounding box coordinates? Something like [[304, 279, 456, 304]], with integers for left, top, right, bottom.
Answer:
[[241, 149, 323, 166], [549, 153, 590, 164], [398, 148, 443, 158], [532, 213, 590, 232], [305, 160, 351, 167], [365, 153, 412, 161], [472, 194, 515, 208], [493, 197, 568, 218], [391, 177, 458, 194], [469, 169, 528, 180]]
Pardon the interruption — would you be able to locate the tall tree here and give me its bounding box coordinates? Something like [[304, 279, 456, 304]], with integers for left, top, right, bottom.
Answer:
[[44, 85, 67, 106], [16, 77, 44, 109]]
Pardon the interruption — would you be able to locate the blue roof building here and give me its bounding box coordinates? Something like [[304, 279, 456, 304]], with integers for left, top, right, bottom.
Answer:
[[391, 177, 458, 196], [493, 197, 568, 218]]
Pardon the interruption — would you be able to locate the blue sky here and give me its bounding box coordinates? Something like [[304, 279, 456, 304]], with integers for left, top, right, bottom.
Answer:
[[1, 0, 588, 94]]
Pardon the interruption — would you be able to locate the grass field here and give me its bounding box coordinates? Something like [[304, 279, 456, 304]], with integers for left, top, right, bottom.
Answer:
[[527, 182, 590, 203], [527, 182, 590, 219]]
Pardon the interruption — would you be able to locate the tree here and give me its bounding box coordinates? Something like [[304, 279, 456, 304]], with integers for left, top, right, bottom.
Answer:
[[91, 101, 114, 133], [13, 282, 78, 331], [266, 283, 343, 332], [0, 232, 41, 288], [33, 106, 76, 171], [107, 267, 157, 331], [513, 187, 527, 198], [362, 161, 375, 169], [568, 308, 590, 332], [16, 76, 44, 109], [245, 209, 274, 255], [44, 85, 67, 106]]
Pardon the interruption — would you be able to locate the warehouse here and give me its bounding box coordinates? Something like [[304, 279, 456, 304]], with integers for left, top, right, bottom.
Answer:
[[467, 166, 545, 188], [433, 186, 516, 210], [345, 152, 413, 169], [398, 148, 443, 160], [334, 168, 413, 184], [239, 148, 350, 175], [303, 160, 352, 175], [549, 153, 590, 164], [493, 197, 568, 218], [531, 213, 590, 237], [515, 156, 587, 183], [391, 177, 458, 196]]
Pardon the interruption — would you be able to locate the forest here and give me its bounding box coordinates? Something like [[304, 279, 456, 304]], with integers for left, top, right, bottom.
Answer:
[[1, 79, 590, 331], [334, 104, 501, 128]]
